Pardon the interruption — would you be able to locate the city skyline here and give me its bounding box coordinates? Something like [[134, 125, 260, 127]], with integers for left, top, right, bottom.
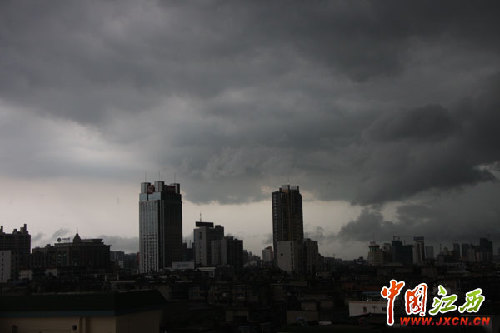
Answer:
[[1, 181, 496, 262], [1, 1, 500, 259]]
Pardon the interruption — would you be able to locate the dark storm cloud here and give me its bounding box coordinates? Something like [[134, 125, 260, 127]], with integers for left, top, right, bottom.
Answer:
[[305, 226, 336, 245], [31, 228, 71, 248], [337, 209, 396, 242], [366, 105, 455, 142], [337, 181, 500, 243], [99, 235, 138, 253], [347, 82, 500, 204], [51, 228, 71, 239], [1, 0, 500, 207]]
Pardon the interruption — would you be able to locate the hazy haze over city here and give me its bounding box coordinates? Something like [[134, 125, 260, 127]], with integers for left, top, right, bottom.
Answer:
[[1, 1, 499, 259]]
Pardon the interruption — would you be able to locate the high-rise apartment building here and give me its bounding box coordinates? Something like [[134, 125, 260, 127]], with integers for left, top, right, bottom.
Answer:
[[193, 221, 224, 267], [211, 236, 243, 269], [391, 236, 413, 265], [139, 181, 182, 273], [0, 224, 31, 280], [272, 185, 303, 262], [367, 241, 384, 266], [276, 241, 302, 273], [303, 238, 319, 273], [479, 237, 493, 262]]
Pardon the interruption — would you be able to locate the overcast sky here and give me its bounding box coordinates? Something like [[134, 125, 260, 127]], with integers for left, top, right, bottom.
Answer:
[[1, 1, 499, 259]]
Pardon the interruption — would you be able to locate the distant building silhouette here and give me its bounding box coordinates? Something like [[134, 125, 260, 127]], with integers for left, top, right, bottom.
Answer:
[[211, 236, 243, 269], [193, 221, 223, 266], [367, 241, 383, 266], [31, 233, 110, 274], [479, 237, 493, 262], [462, 243, 472, 260], [139, 181, 182, 273], [303, 238, 319, 273], [182, 241, 194, 261], [412, 236, 425, 265], [452, 243, 461, 260], [262, 246, 273, 265], [424, 245, 434, 260], [391, 236, 412, 265], [0, 224, 30, 280]]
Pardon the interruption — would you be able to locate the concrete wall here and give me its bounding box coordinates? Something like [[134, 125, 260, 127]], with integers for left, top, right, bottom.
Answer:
[[0, 250, 12, 282]]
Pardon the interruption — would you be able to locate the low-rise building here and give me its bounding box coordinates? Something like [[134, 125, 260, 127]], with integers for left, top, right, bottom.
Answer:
[[0, 224, 31, 280], [0, 290, 166, 333], [31, 233, 111, 274]]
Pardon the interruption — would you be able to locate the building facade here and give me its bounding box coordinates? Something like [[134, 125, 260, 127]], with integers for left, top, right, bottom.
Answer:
[[139, 181, 182, 273], [211, 236, 243, 269], [412, 236, 425, 265], [193, 221, 224, 267], [261, 246, 273, 264], [425, 245, 434, 260], [391, 236, 413, 265], [31, 234, 111, 273], [302, 238, 319, 273], [272, 185, 303, 262], [0, 251, 12, 282], [0, 224, 31, 280], [276, 241, 302, 273]]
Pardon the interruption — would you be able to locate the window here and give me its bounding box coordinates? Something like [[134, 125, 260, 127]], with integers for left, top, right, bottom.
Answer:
[[363, 306, 367, 313]]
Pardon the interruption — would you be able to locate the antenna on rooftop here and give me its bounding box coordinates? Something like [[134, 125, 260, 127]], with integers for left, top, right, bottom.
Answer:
[[200, 212, 202, 222]]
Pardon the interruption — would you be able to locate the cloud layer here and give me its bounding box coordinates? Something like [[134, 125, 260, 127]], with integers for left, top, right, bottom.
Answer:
[[2, 1, 500, 248]]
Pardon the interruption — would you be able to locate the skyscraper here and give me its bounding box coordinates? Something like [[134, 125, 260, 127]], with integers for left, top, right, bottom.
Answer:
[[272, 185, 304, 262], [139, 181, 182, 273]]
